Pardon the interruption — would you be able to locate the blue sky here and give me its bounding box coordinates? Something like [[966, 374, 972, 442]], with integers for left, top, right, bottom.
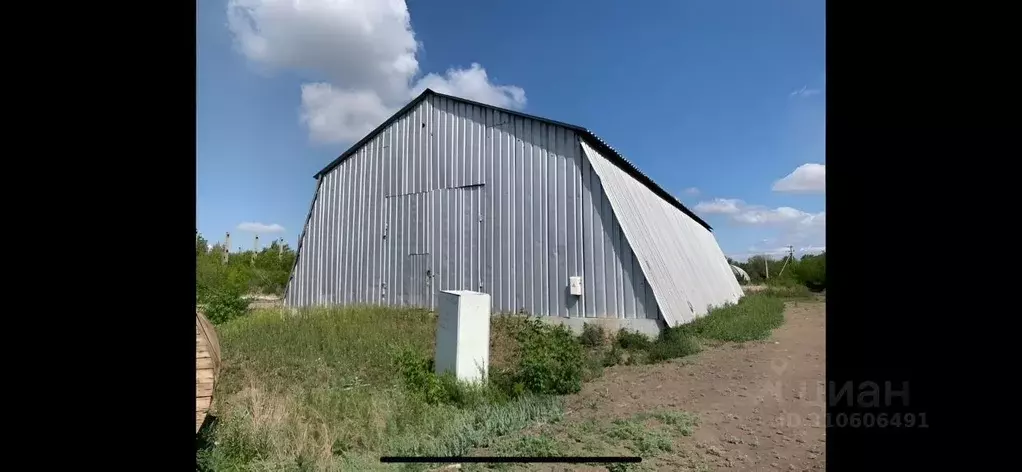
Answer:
[[198, 0, 825, 260]]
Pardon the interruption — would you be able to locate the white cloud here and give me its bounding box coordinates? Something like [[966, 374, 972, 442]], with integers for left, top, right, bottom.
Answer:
[[694, 198, 742, 215], [733, 206, 824, 228], [300, 83, 393, 144], [237, 222, 286, 233], [227, 0, 527, 144], [789, 85, 821, 98], [696, 198, 824, 232], [696, 197, 825, 257], [411, 63, 526, 109], [683, 187, 700, 196], [772, 163, 825, 194]]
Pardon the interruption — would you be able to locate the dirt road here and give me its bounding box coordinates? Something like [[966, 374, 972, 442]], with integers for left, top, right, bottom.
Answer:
[[481, 299, 826, 471]]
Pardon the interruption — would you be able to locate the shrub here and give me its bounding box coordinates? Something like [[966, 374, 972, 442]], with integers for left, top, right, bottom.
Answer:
[[583, 353, 606, 382], [729, 252, 826, 291], [395, 348, 447, 405], [602, 344, 624, 367], [760, 284, 812, 299], [195, 232, 298, 301], [615, 329, 653, 350], [647, 328, 700, 362], [579, 323, 606, 347], [793, 253, 826, 291], [202, 288, 250, 325], [677, 293, 785, 342], [502, 317, 585, 396], [394, 348, 505, 408]]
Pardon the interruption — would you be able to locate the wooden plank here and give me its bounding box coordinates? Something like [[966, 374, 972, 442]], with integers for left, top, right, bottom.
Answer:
[[196, 369, 214, 382], [196, 384, 214, 397], [195, 311, 221, 436], [197, 412, 207, 433], [196, 311, 222, 366]]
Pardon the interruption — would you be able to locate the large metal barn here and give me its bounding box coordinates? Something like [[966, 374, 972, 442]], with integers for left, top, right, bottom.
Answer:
[[283, 88, 743, 334]]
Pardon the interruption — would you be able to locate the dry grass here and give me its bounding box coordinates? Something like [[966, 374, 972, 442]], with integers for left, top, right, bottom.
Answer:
[[196, 307, 566, 471]]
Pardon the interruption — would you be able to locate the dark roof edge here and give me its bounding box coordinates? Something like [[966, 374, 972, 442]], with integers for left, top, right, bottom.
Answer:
[[282, 177, 324, 302], [313, 88, 435, 180], [312, 88, 712, 231]]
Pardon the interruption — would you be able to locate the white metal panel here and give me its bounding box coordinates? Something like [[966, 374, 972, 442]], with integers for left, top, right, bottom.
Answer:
[[435, 290, 491, 384], [580, 140, 744, 327]]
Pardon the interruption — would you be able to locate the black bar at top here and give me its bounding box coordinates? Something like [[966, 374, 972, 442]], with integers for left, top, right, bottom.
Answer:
[[379, 456, 641, 464]]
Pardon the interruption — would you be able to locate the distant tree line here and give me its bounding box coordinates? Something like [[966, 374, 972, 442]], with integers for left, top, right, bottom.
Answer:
[[727, 252, 826, 291], [196, 232, 297, 323]]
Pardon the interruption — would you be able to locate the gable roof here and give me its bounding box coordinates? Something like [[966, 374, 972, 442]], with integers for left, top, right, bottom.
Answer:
[[313, 88, 713, 231]]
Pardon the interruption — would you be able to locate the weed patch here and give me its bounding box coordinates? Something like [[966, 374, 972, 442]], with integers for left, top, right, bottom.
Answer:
[[761, 282, 812, 299], [599, 327, 701, 366], [646, 330, 701, 363], [197, 307, 574, 471], [579, 323, 607, 347], [496, 435, 564, 457], [582, 292, 787, 368], [482, 410, 697, 466], [615, 329, 653, 350], [675, 293, 786, 342], [490, 316, 586, 396]]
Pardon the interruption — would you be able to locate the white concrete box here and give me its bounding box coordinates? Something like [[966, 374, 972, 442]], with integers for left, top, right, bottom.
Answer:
[[434, 290, 491, 384]]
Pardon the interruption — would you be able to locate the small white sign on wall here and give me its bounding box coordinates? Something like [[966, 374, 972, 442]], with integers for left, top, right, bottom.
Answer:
[[569, 276, 583, 296]]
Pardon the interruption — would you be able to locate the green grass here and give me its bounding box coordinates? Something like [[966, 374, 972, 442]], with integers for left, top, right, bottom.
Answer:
[[674, 292, 787, 342], [197, 306, 568, 471], [478, 410, 698, 471], [197, 291, 797, 470], [760, 282, 813, 299], [594, 291, 791, 368]]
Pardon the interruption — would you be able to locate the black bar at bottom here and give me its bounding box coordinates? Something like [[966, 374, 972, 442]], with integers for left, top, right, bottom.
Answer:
[[380, 456, 641, 464]]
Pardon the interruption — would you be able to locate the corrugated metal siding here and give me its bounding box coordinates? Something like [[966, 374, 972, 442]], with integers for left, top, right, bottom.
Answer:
[[580, 139, 744, 327], [285, 96, 659, 320], [381, 185, 485, 309], [579, 148, 660, 320]]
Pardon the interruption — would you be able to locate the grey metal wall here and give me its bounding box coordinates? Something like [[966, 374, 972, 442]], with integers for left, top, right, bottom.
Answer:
[[285, 94, 659, 320]]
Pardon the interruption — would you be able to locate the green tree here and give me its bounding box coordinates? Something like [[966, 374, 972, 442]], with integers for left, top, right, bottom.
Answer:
[[195, 232, 298, 323]]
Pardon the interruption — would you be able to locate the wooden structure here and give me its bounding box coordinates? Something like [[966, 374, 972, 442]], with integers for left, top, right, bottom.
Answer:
[[196, 310, 222, 433]]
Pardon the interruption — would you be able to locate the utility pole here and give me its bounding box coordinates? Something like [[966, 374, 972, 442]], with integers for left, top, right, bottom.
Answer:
[[252, 234, 260, 266], [778, 245, 795, 277], [278, 238, 284, 260], [223, 232, 231, 264]]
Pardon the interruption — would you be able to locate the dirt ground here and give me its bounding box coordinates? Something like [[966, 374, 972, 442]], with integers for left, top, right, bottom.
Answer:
[[485, 299, 826, 471]]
